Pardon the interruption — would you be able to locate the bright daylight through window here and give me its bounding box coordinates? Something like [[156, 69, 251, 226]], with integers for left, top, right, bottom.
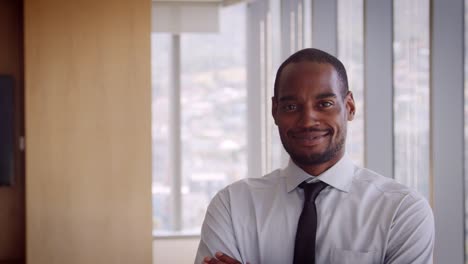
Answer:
[[393, 0, 430, 200], [464, 0, 468, 261], [152, 3, 247, 235]]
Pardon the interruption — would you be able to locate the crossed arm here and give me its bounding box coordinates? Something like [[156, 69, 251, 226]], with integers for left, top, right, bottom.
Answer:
[[202, 252, 248, 264], [195, 183, 435, 264]]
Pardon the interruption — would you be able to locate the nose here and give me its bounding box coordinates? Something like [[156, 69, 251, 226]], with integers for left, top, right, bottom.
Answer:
[[297, 104, 320, 127]]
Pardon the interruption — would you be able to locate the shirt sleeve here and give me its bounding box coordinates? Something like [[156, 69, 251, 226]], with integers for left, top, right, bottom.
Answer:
[[384, 193, 435, 264], [194, 187, 242, 264]]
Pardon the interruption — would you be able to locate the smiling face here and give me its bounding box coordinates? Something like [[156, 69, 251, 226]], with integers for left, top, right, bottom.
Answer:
[[272, 61, 355, 175]]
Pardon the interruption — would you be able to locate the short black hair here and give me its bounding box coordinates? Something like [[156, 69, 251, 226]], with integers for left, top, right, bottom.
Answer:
[[273, 48, 349, 99]]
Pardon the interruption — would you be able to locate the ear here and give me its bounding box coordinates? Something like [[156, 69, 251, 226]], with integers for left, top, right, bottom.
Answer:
[[345, 91, 356, 121], [272, 96, 279, 125]]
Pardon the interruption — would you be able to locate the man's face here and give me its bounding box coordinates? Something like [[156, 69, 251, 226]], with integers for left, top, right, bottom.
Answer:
[[272, 61, 355, 169]]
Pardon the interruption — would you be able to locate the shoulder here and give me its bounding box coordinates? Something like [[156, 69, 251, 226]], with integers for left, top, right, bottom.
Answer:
[[350, 166, 433, 221], [220, 168, 284, 195], [352, 165, 433, 224], [352, 166, 423, 200], [208, 168, 285, 209]]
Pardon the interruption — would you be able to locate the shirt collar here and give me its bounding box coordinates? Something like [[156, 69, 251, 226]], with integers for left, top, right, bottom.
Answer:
[[284, 154, 355, 193]]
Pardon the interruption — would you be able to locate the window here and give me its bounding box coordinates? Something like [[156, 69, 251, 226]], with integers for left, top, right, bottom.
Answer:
[[151, 1, 466, 262], [464, 0, 468, 261], [393, 0, 430, 199], [152, 3, 247, 235], [152, 34, 172, 233], [337, 0, 364, 166]]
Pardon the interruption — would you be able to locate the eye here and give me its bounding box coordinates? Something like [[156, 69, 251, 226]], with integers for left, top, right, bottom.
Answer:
[[318, 101, 334, 108], [282, 104, 298, 112]]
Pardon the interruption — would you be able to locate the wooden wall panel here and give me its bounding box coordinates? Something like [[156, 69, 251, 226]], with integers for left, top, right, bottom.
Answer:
[[0, 0, 25, 262], [24, 0, 152, 263]]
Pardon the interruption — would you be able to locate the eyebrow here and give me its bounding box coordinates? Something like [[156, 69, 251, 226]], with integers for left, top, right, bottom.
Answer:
[[278, 95, 298, 102], [278, 93, 337, 102], [315, 93, 337, 100]]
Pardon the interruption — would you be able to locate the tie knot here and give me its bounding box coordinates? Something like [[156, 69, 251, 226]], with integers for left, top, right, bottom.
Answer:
[[299, 181, 328, 203]]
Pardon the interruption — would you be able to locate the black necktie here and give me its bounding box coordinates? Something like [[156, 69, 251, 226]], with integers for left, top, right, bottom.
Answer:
[[293, 181, 328, 264]]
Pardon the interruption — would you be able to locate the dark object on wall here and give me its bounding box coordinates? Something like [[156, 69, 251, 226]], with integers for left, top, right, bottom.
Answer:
[[0, 75, 14, 186]]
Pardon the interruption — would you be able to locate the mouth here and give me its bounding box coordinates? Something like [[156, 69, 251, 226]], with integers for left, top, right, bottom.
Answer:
[[290, 130, 331, 146]]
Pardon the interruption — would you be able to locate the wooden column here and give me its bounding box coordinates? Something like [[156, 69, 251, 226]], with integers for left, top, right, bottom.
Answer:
[[24, 0, 153, 263]]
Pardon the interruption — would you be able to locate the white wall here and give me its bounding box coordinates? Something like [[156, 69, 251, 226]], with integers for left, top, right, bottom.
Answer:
[[153, 238, 200, 263]]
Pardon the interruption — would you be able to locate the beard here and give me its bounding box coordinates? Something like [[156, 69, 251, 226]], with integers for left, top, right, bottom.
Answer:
[[280, 128, 346, 166]]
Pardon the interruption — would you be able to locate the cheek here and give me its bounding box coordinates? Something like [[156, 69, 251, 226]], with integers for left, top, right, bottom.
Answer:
[[276, 116, 295, 129], [278, 126, 290, 136], [331, 120, 346, 135], [277, 123, 293, 138]]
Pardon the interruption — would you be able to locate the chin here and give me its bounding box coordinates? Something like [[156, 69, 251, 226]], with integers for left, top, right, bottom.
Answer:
[[290, 152, 333, 166], [287, 144, 344, 166]]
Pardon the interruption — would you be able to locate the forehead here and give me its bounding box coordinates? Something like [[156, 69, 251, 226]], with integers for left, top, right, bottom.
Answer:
[[277, 61, 341, 98]]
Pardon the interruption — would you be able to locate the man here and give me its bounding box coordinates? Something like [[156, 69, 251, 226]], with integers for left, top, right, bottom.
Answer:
[[195, 48, 434, 264]]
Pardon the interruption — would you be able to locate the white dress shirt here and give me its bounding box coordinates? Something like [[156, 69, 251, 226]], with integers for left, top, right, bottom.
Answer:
[[195, 155, 434, 264]]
